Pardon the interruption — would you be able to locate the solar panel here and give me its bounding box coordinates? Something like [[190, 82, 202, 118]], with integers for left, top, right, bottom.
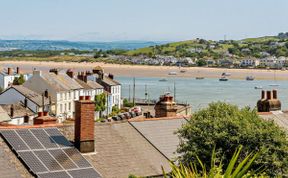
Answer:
[[34, 150, 63, 171], [63, 148, 92, 168], [18, 151, 48, 173], [68, 168, 102, 178], [49, 149, 77, 169], [45, 128, 73, 148], [37, 171, 71, 178], [0, 130, 29, 151], [30, 129, 59, 149], [1, 128, 102, 178], [16, 129, 44, 150]]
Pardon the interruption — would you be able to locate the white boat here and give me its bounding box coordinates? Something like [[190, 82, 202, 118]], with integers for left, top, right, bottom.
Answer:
[[254, 86, 263, 89], [246, 76, 255, 81], [222, 72, 231, 76], [168, 71, 177, 75]]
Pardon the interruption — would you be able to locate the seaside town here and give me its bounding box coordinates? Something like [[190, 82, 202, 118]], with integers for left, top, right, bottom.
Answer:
[[1, 0, 288, 178], [0, 65, 287, 177]]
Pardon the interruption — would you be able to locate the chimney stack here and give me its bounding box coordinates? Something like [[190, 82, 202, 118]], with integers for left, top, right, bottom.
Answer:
[[24, 98, 28, 108], [108, 73, 114, 80], [257, 90, 281, 112], [154, 94, 177, 118], [7, 68, 12, 75], [16, 67, 20, 74], [66, 69, 74, 78], [74, 96, 95, 153], [49, 68, 59, 75], [44, 90, 49, 98]]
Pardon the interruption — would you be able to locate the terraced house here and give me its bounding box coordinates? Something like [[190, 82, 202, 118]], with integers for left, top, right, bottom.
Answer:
[[23, 70, 83, 121]]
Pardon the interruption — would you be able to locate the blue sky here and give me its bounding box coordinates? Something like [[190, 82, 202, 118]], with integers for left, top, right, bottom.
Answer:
[[0, 0, 288, 41]]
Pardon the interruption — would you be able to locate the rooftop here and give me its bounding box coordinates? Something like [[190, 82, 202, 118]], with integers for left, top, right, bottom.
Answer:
[[0, 103, 34, 119]]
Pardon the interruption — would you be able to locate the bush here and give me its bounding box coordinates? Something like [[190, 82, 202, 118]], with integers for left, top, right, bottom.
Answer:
[[177, 102, 288, 176]]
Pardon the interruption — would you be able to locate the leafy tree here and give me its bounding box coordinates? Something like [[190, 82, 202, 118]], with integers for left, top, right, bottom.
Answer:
[[95, 93, 106, 117], [177, 102, 288, 177], [196, 59, 207, 66], [13, 74, 25, 85], [123, 98, 134, 107]]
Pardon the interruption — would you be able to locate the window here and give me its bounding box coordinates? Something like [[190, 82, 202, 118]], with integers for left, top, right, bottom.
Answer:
[[60, 104, 63, 113], [65, 103, 67, 111], [68, 92, 71, 99], [69, 102, 71, 111]]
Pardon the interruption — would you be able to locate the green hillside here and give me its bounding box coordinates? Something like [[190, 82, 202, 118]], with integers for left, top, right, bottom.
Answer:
[[125, 35, 288, 59]]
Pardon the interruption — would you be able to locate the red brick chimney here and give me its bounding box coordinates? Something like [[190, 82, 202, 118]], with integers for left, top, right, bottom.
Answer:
[[257, 90, 281, 112], [34, 111, 57, 125], [154, 94, 177, 118], [74, 95, 95, 153]]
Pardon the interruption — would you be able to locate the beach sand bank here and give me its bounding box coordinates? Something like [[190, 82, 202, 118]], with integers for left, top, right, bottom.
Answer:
[[0, 61, 287, 80]]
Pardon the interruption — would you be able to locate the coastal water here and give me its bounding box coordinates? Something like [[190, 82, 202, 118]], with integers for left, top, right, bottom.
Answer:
[[116, 76, 288, 112]]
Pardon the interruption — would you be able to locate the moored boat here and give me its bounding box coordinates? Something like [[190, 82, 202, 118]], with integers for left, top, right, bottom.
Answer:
[[219, 76, 228, 81], [246, 76, 255, 81]]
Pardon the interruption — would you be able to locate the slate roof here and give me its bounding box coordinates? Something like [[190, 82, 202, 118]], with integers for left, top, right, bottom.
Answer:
[[259, 111, 288, 133], [9, 85, 50, 106], [0, 106, 11, 122], [101, 76, 121, 86], [0, 103, 34, 119], [129, 117, 187, 161], [75, 79, 104, 90], [41, 73, 83, 92], [0, 136, 33, 178], [60, 122, 171, 178]]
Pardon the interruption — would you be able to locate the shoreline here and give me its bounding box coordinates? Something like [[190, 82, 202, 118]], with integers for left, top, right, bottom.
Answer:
[[1, 60, 288, 80]]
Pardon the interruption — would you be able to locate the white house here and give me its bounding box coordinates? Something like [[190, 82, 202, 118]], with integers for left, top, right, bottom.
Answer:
[[240, 58, 260, 67], [0, 85, 50, 113], [259, 56, 287, 68], [96, 75, 121, 109], [0, 67, 31, 90], [23, 70, 83, 121]]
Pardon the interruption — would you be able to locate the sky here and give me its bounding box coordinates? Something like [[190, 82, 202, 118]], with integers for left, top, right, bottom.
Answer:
[[0, 0, 288, 42]]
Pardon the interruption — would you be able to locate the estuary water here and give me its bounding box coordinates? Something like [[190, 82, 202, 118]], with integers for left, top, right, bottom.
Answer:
[[116, 76, 288, 111]]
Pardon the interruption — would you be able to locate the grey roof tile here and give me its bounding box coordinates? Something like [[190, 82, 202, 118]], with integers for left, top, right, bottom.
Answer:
[[129, 118, 187, 160]]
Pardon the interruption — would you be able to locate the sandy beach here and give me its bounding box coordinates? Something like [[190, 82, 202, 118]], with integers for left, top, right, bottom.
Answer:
[[1, 60, 288, 80]]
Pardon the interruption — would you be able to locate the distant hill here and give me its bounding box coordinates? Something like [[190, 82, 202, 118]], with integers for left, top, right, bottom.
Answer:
[[0, 40, 168, 51], [125, 34, 288, 59]]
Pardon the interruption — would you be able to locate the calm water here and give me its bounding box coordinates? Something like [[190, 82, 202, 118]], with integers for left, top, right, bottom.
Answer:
[[116, 76, 288, 112]]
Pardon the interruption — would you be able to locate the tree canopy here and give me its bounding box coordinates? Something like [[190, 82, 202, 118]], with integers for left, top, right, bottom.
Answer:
[[177, 102, 288, 176], [94, 93, 106, 116], [13, 74, 26, 85]]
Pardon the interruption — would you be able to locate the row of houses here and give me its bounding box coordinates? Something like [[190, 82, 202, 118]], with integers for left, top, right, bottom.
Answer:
[[240, 56, 288, 68], [0, 66, 121, 125]]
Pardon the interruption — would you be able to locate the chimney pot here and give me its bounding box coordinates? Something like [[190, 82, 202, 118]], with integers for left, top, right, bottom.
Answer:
[[267, 91, 272, 100], [16, 67, 20, 74], [10, 105, 14, 117], [38, 112, 44, 117], [7, 68, 12, 75], [85, 96, 91, 100], [43, 111, 48, 116], [261, 90, 265, 99], [272, 90, 277, 99]]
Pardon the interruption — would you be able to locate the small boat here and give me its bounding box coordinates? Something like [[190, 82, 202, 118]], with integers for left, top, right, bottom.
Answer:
[[246, 76, 255, 81], [168, 71, 177, 75], [269, 84, 279, 87], [180, 70, 186, 73], [219, 76, 228, 81], [159, 78, 167, 82], [254, 86, 263, 89], [195, 77, 205, 80]]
